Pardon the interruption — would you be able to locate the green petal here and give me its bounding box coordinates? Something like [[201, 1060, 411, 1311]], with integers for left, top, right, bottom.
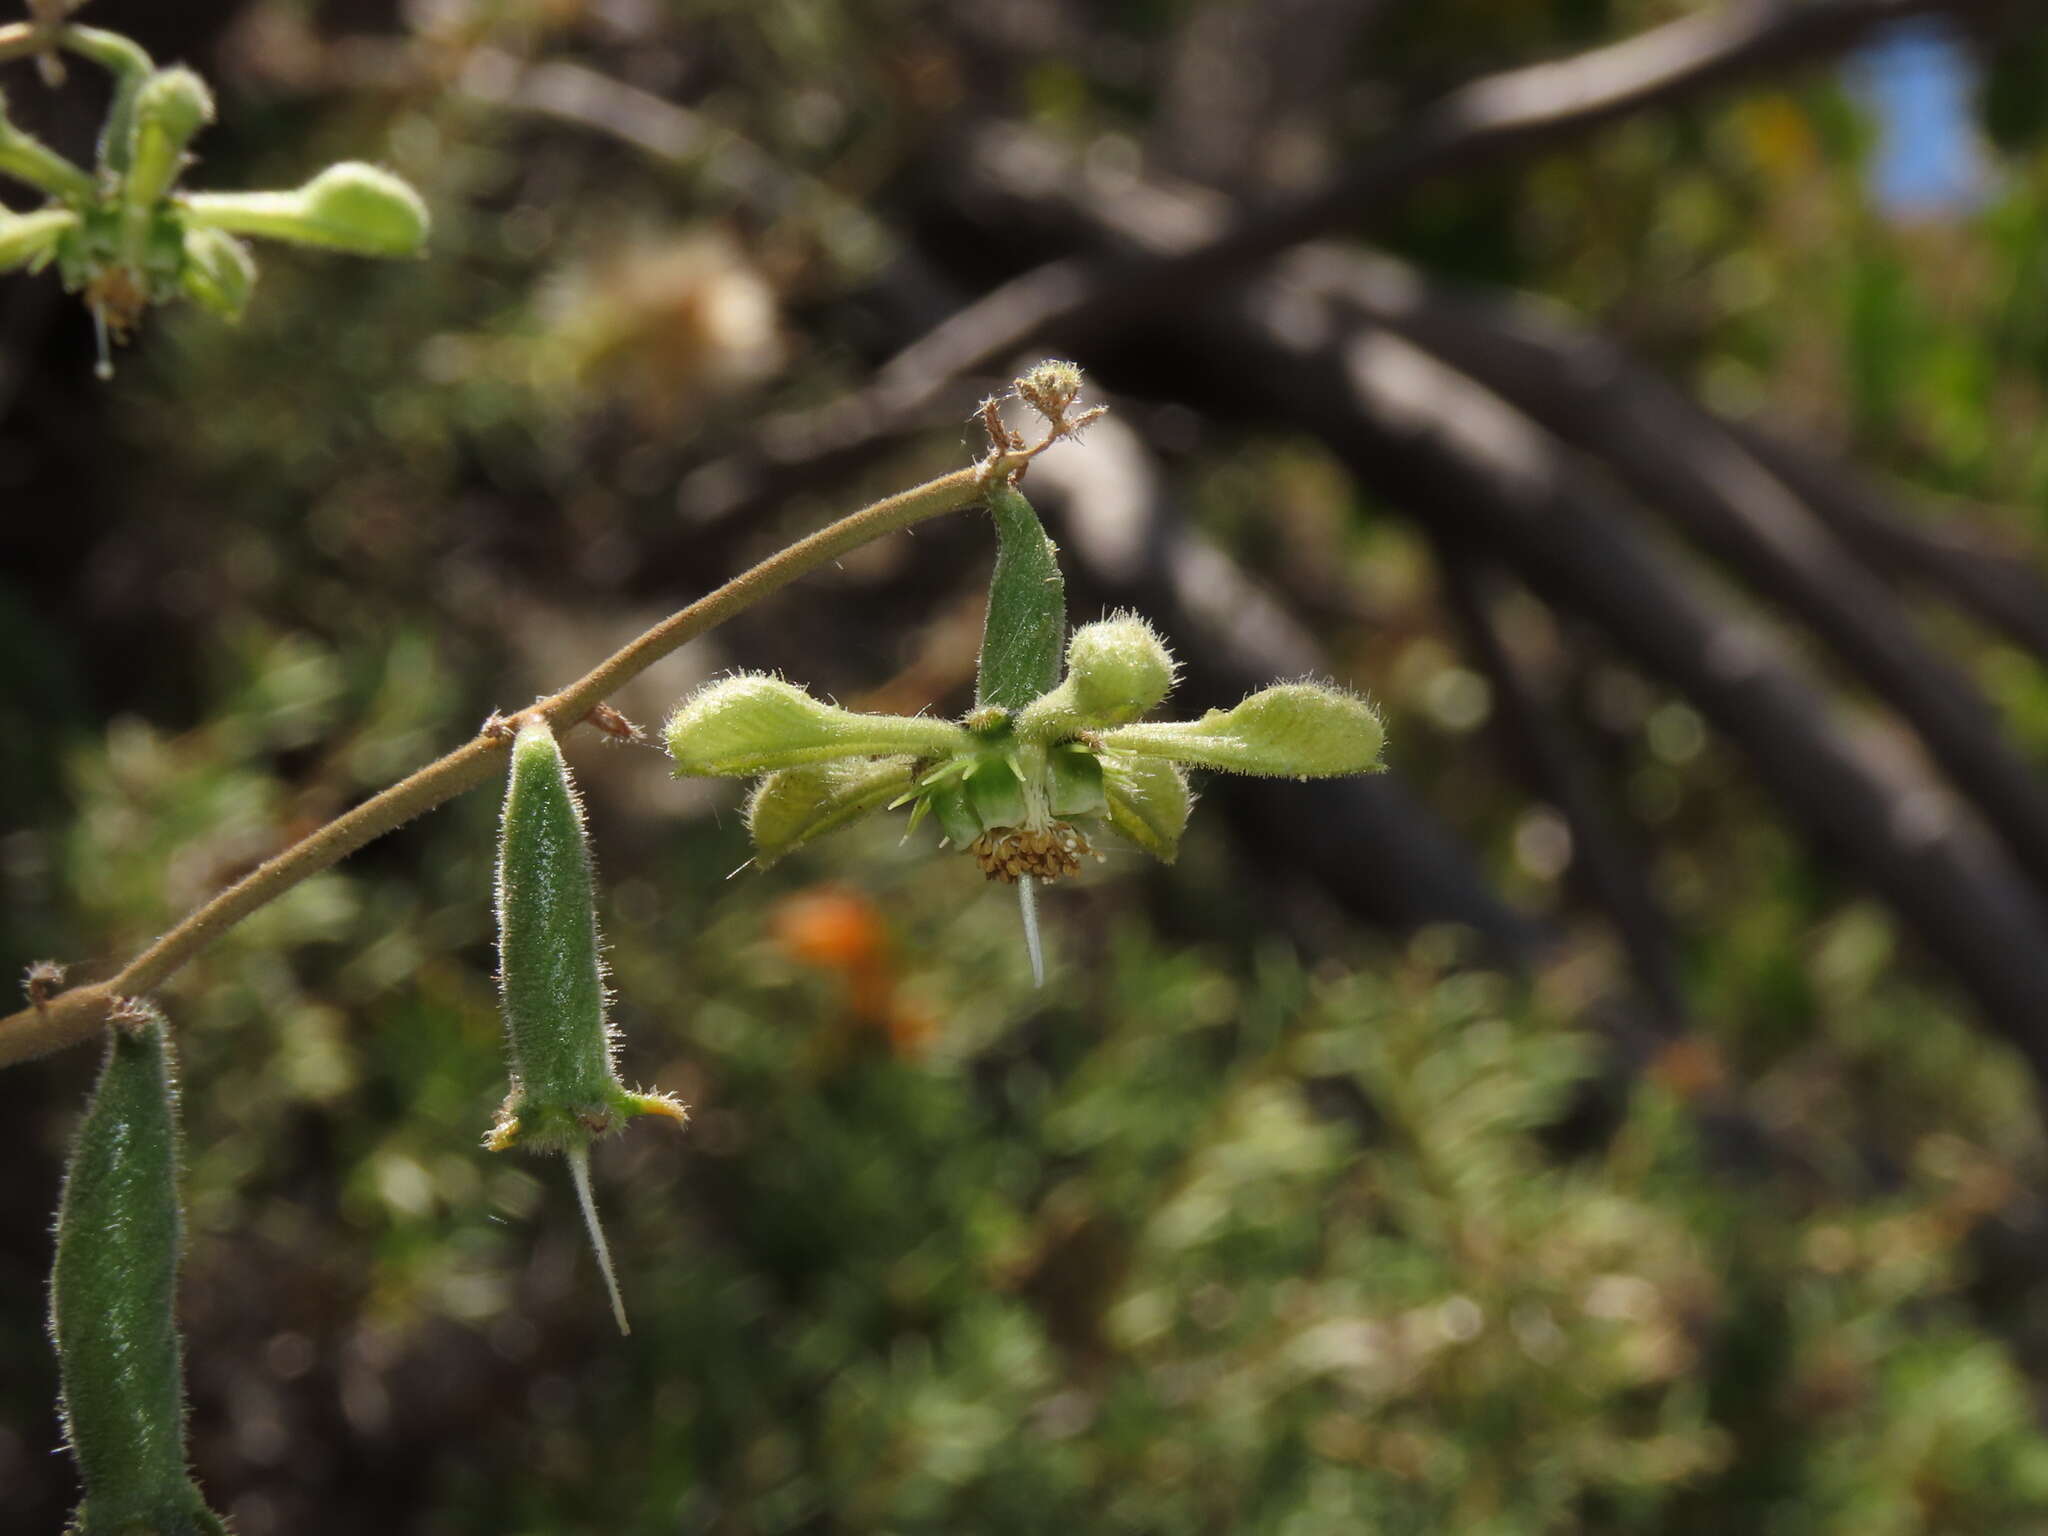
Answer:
[[667, 673, 969, 776], [745, 757, 917, 865], [1100, 752, 1191, 862], [1095, 682, 1384, 779]]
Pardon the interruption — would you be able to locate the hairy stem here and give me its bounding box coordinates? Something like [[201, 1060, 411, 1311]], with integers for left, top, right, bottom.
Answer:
[[0, 458, 1013, 1068]]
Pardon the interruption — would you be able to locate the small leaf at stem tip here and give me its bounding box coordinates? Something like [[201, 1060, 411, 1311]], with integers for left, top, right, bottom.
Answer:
[[1095, 682, 1385, 779], [667, 673, 969, 776]]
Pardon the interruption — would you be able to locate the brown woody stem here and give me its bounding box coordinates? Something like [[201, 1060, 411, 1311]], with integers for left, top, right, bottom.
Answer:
[[0, 458, 1012, 1068]]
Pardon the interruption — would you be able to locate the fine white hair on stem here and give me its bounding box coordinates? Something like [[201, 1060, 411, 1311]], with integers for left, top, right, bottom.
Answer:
[[565, 1145, 630, 1336], [1018, 873, 1045, 988]]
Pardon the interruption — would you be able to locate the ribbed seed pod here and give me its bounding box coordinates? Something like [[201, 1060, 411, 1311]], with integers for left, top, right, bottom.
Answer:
[[49, 999, 228, 1536], [490, 720, 686, 1334], [975, 481, 1066, 712]]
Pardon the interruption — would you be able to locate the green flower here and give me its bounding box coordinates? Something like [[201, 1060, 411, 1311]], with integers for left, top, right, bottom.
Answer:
[[668, 375, 1385, 983], [667, 615, 1384, 981], [0, 29, 427, 372]]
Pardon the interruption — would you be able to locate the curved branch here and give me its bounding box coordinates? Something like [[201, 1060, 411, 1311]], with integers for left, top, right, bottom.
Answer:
[[0, 461, 1003, 1068], [861, 0, 2023, 433], [1197, 295, 2048, 1059]]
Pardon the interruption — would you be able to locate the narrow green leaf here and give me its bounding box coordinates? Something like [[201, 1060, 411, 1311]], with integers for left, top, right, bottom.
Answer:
[[975, 480, 1066, 711]]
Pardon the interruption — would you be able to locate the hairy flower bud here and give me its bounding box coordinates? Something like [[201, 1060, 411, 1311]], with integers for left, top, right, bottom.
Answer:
[[1096, 682, 1385, 779], [667, 674, 968, 777], [1018, 613, 1176, 740]]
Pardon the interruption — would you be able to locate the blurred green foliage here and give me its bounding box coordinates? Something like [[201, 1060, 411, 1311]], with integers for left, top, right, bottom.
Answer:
[[10, 1, 2048, 1532]]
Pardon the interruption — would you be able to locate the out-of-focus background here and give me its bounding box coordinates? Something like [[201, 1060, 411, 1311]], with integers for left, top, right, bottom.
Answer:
[[8, 0, 2048, 1530]]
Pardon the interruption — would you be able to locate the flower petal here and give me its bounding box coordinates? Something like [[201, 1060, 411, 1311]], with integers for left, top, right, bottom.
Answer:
[[1094, 683, 1383, 779], [745, 757, 918, 865], [668, 673, 970, 776]]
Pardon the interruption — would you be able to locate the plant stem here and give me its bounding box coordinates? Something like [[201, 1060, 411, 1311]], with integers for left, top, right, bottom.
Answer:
[[0, 457, 1014, 1068]]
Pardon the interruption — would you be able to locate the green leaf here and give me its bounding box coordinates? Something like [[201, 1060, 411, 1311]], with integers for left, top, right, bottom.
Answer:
[[976, 480, 1066, 711]]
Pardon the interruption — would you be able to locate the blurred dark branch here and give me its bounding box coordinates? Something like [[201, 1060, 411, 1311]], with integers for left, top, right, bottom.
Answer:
[[1430, 537, 1690, 1028], [858, 0, 2026, 427], [1734, 427, 2048, 665], [1023, 413, 1550, 959], [1302, 251, 2048, 903], [1186, 293, 2048, 1062]]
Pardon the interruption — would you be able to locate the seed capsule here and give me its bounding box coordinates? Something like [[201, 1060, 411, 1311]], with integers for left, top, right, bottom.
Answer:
[[49, 999, 228, 1536], [490, 721, 686, 1334]]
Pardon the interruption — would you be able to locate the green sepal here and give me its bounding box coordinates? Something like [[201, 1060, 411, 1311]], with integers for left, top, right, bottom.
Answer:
[[1095, 682, 1385, 779], [965, 756, 1028, 830], [1017, 613, 1176, 740], [1100, 753, 1192, 862], [667, 673, 969, 776], [178, 225, 256, 320], [1047, 742, 1107, 818], [745, 756, 916, 866], [181, 162, 429, 258], [975, 480, 1066, 711], [50, 1002, 228, 1536], [924, 775, 984, 846]]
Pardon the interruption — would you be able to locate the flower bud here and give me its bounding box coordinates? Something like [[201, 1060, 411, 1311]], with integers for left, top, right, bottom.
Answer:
[[745, 757, 915, 866], [182, 162, 430, 258], [667, 673, 968, 777], [1096, 682, 1384, 778], [1017, 613, 1176, 739], [177, 225, 255, 320], [50, 1000, 229, 1536], [1100, 753, 1191, 862]]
